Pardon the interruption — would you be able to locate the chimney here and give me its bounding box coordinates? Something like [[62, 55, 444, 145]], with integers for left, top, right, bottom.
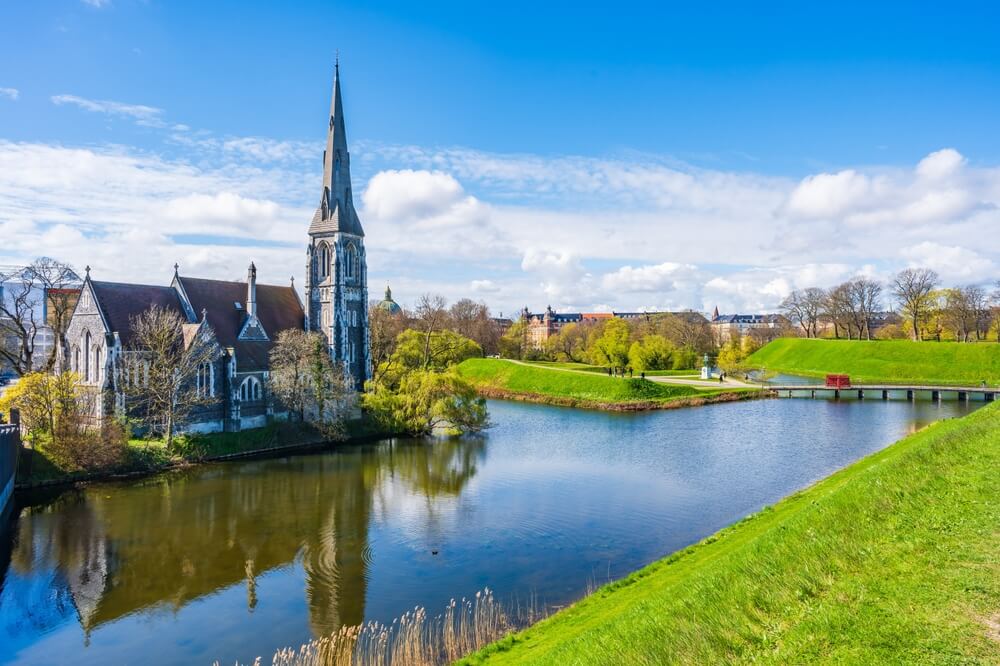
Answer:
[[247, 261, 257, 317]]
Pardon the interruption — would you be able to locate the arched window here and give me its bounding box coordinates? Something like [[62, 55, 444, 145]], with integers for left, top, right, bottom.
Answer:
[[345, 243, 357, 280], [239, 376, 261, 402], [318, 243, 330, 279], [197, 362, 214, 397], [83, 331, 91, 382], [94, 347, 102, 383]]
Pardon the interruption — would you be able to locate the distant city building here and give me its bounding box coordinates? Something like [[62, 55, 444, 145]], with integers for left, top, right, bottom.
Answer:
[[710, 310, 786, 344], [376, 284, 403, 316], [0, 264, 82, 375], [519, 306, 708, 349]]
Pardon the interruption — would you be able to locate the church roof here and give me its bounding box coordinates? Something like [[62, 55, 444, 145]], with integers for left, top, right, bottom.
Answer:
[[176, 276, 305, 371], [89, 281, 187, 346], [308, 201, 364, 237]]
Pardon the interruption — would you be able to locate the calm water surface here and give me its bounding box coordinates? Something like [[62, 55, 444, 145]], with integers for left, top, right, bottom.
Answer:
[[0, 398, 978, 664]]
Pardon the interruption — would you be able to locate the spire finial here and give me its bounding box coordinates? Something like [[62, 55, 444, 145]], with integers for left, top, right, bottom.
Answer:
[[335, 50, 339, 75], [85, 265, 91, 277], [201, 307, 207, 321], [174, 262, 179, 276]]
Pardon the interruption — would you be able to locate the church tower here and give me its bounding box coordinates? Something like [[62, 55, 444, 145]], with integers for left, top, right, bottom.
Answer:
[[305, 61, 370, 388]]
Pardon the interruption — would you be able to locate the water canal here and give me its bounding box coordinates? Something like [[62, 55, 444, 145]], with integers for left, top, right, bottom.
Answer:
[[0, 398, 979, 664]]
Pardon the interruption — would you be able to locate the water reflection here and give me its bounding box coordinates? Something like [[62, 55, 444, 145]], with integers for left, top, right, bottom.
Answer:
[[1, 438, 482, 653], [0, 399, 977, 665]]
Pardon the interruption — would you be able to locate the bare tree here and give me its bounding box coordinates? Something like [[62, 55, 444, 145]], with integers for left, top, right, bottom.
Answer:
[[824, 283, 855, 339], [653, 312, 715, 353], [449, 298, 500, 356], [0, 257, 80, 375], [414, 294, 451, 369], [991, 281, 1000, 343], [120, 306, 218, 448], [269, 328, 353, 437], [891, 268, 939, 341], [780, 288, 826, 338]]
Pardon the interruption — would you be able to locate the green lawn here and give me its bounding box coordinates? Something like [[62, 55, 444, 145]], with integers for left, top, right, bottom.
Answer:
[[466, 401, 1000, 664], [749, 337, 1000, 386], [457, 358, 721, 406]]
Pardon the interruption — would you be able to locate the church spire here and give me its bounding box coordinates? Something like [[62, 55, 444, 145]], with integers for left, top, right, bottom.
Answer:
[[311, 58, 364, 237]]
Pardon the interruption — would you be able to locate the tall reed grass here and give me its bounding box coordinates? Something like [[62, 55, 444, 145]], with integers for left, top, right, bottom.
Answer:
[[218, 587, 541, 666]]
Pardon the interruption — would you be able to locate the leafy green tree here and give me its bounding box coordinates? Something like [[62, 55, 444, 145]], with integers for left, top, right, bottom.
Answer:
[[627, 335, 675, 371], [364, 370, 488, 435], [589, 318, 631, 368], [671, 346, 700, 370], [545, 322, 588, 362], [498, 320, 528, 360], [381, 329, 481, 388]]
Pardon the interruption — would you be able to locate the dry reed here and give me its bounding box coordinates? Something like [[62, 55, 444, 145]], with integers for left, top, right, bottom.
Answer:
[[218, 587, 542, 666]]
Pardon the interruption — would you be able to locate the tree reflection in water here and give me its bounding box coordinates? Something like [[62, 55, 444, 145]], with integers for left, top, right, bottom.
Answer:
[[0, 436, 484, 642]]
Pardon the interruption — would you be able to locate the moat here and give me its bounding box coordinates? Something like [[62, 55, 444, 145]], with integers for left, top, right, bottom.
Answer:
[[0, 398, 979, 665]]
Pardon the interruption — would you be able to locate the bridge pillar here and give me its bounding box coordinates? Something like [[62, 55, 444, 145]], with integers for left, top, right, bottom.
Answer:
[[931, 390, 940, 402], [958, 391, 967, 402], [857, 389, 864, 400], [906, 390, 914, 401], [882, 389, 888, 400], [810, 389, 815, 399], [986, 392, 995, 403], [834, 389, 840, 400]]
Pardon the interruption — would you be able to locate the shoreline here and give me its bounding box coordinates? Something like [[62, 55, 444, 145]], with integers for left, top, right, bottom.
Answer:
[[473, 386, 767, 411], [464, 403, 1000, 663], [13, 425, 402, 494]]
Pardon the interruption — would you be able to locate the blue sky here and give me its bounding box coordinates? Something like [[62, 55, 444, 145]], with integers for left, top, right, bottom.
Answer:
[[2, 0, 999, 313]]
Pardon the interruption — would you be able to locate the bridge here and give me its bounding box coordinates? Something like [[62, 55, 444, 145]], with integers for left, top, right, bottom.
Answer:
[[767, 384, 998, 402]]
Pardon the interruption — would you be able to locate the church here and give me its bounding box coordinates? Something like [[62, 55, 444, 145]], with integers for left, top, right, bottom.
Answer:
[[60, 64, 371, 433]]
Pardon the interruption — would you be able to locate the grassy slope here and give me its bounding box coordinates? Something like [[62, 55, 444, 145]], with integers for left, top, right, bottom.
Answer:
[[466, 402, 1000, 664], [749, 338, 1000, 385], [457, 358, 704, 404]]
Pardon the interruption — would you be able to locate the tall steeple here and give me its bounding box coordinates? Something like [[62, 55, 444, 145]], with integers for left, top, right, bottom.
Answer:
[[311, 59, 364, 237]]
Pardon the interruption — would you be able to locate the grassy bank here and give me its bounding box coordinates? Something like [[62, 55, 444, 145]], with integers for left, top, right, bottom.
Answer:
[[457, 358, 751, 410], [749, 337, 1000, 385], [466, 402, 1000, 664], [15, 416, 389, 488], [524, 361, 697, 377]]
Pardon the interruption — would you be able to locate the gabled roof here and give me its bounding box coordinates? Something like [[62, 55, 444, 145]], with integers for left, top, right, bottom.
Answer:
[[176, 276, 304, 371], [90, 281, 187, 346]]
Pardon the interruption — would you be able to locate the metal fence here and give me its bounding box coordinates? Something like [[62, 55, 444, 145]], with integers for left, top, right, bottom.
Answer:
[[0, 413, 20, 515]]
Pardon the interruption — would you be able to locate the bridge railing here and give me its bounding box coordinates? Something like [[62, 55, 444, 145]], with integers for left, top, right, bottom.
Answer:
[[0, 409, 20, 516]]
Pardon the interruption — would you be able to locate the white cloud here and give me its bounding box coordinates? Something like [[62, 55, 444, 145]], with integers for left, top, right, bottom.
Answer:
[[51, 94, 166, 127], [901, 241, 996, 282], [916, 148, 965, 180], [1, 135, 998, 314], [0, 88, 18, 101], [82, 0, 111, 8]]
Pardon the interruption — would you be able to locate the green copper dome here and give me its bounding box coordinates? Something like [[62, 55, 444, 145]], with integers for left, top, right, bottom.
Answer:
[[378, 284, 402, 315]]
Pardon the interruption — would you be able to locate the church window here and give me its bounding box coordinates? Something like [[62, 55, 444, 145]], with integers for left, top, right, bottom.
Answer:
[[319, 243, 330, 279], [94, 347, 102, 383], [345, 243, 358, 280], [239, 376, 261, 402], [73, 346, 80, 372], [84, 332, 91, 382]]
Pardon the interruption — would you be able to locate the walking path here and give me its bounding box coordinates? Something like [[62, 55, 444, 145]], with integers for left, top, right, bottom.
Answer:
[[506, 359, 759, 390]]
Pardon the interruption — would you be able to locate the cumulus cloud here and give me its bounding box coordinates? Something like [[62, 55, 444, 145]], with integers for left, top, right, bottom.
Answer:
[[1, 134, 998, 314], [0, 88, 18, 101], [901, 241, 996, 281]]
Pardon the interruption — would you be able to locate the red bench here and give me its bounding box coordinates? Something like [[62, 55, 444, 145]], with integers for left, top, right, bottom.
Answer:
[[825, 374, 851, 389]]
